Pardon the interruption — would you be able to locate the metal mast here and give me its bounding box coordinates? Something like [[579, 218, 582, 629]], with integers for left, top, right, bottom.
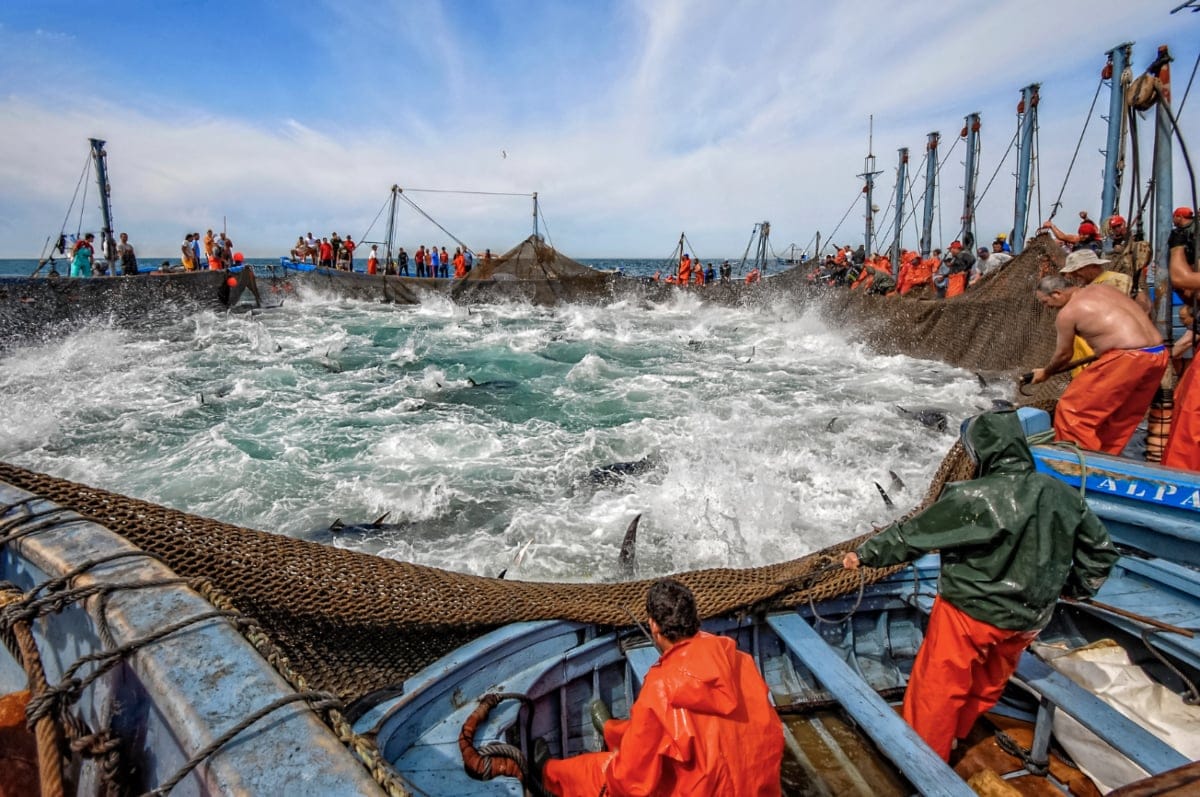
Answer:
[[920, 132, 939, 257], [891, 147, 909, 274], [1100, 43, 1133, 237], [384, 185, 399, 269], [1150, 45, 1174, 327], [88, 138, 117, 263], [1012, 84, 1040, 255], [960, 113, 981, 245], [859, 116, 883, 257]]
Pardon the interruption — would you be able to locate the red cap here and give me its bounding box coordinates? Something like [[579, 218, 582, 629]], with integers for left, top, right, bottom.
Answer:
[[949, 241, 962, 250], [1175, 207, 1195, 220], [233, 251, 245, 262], [1108, 214, 1125, 227]]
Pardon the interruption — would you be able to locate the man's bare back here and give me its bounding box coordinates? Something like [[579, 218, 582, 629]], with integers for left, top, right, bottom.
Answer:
[[1058, 283, 1162, 354]]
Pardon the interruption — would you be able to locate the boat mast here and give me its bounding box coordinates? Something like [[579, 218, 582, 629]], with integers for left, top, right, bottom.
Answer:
[[88, 138, 117, 262], [756, 221, 771, 273], [859, 116, 883, 258], [891, 147, 909, 275], [920, 132, 939, 257], [532, 192, 539, 241], [1012, 84, 1040, 255], [1100, 43, 1134, 241], [1150, 45, 1174, 331], [960, 113, 981, 246], [385, 185, 399, 269]]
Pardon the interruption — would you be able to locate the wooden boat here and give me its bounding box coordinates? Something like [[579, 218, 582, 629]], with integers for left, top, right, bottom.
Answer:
[[3, 407, 1197, 795], [351, 407, 1200, 796]]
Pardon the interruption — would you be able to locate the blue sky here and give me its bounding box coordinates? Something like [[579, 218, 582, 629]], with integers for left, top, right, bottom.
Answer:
[[0, 0, 1196, 259]]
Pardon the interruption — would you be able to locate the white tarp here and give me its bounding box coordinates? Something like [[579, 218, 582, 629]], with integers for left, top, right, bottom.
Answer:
[[1031, 639, 1200, 793]]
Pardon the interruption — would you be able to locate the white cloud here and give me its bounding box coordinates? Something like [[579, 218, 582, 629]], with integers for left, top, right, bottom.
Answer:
[[0, 1, 1194, 259]]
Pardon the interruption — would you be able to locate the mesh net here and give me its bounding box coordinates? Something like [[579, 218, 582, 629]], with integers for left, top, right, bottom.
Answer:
[[0, 446, 973, 701], [468, 236, 609, 282]]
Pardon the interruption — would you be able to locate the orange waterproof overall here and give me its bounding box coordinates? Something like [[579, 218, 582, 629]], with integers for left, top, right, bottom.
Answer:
[[542, 632, 783, 796], [904, 596, 1038, 761], [1054, 346, 1169, 454], [1164, 362, 1200, 472]]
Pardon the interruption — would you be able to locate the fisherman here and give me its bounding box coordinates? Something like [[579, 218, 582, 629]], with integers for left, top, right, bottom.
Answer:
[[678, 253, 693, 286], [116, 232, 138, 275], [1042, 210, 1101, 251], [319, 237, 333, 268], [843, 410, 1117, 762], [414, 245, 426, 277], [70, 233, 95, 278], [538, 578, 784, 796], [944, 241, 974, 298], [1056, 248, 1144, 378], [720, 259, 732, 284], [704, 262, 715, 284], [344, 236, 357, 270], [993, 232, 1012, 253], [397, 247, 409, 276], [440, 247, 450, 278], [367, 244, 380, 275], [429, 245, 440, 277], [180, 233, 196, 271], [1164, 206, 1200, 471], [745, 266, 761, 284], [453, 247, 466, 279], [1030, 273, 1167, 454], [204, 229, 216, 263]]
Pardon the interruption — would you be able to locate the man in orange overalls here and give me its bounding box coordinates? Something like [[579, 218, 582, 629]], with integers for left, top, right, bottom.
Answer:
[[1031, 274, 1168, 454], [1165, 206, 1200, 471], [540, 578, 784, 796]]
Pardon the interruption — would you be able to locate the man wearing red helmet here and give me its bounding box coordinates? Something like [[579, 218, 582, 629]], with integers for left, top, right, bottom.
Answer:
[[1165, 206, 1200, 471]]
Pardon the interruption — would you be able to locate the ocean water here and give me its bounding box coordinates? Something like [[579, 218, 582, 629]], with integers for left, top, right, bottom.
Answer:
[[0, 263, 1004, 582]]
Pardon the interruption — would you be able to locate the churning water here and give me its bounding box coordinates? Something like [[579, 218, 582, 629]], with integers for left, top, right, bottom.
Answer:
[[0, 280, 1006, 582]]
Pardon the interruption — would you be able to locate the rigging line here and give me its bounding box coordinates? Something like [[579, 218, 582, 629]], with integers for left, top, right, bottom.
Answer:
[[1048, 77, 1106, 221], [976, 129, 1019, 205], [358, 194, 392, 247], [399, 188, 534, 197], [736, 225, 757, 275], [398, 193, 472, 254], [1033, 108, 1043, 226], [824, 191, 863, 248], [1176, 49, 1200, 118], [76, 156, 92, 239], [537, 205, 555, 252]]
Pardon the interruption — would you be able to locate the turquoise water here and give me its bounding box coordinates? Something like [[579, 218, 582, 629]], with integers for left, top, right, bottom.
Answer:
[[0, 270, 1002, 581]]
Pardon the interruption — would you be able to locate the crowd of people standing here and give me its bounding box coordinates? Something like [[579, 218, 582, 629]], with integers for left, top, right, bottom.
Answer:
[[289, 232, 493, 279]]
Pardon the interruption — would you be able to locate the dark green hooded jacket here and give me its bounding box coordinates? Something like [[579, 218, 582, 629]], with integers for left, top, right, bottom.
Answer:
[[856, 411, 1118, 631]]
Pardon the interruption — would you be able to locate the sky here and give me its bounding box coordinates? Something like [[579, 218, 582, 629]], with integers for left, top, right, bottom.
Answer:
[[0, 0, 1197, 259]]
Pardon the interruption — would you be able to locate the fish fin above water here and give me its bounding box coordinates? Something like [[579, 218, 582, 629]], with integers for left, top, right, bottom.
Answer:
[[372, 512, 391, 526], [329, 518, 345, 533], [619, 514, 640, 578], [826, 416, 838, 432], [888, 470, 906, 494], [874, 482, 896, 511]]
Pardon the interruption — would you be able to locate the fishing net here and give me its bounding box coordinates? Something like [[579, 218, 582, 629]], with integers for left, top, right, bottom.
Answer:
[[468, 235, 610, 282], [0, 449, 972, 702]]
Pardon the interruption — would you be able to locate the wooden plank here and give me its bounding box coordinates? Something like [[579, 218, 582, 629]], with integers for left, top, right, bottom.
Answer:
[[1013, 654, 1189, 776], [767, 614, 974, 797]]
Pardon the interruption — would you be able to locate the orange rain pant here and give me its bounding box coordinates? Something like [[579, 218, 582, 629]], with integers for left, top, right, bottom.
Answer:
[[542, 719, 625, 796], [1054, 347, 1169, 455], [945, 272, 967, 298], [1164, 362, 1200, 472], [904, 596, 1038, 761]]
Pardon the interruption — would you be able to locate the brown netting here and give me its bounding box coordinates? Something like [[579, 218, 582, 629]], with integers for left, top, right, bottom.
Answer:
[[468, 236, 608, 282], [778, 234, 1065, 377], [0, 448, 971, 702]]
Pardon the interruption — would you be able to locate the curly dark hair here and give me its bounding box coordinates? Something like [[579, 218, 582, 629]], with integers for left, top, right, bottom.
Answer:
[[646, 578, 700, 642]]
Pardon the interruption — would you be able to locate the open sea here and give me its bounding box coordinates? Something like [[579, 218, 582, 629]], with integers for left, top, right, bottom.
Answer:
[[0, 256, 1003, 582]]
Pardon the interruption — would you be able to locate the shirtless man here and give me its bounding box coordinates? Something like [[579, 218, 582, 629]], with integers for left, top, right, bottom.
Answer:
[[1031, 274, 1167, 454], [1164, 207, 1199, 471]]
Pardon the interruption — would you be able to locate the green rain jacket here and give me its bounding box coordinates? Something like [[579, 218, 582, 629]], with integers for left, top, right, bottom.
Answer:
[[856, 411, 1118, 631]]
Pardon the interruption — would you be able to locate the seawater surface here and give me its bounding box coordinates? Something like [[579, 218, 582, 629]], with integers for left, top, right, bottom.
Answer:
[[0, 273, 1005, 581]]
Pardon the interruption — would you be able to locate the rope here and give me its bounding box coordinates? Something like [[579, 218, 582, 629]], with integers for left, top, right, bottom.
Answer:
[[0, 585, 65, 797], [825, 192, 864, 252], [1177, 49, 1200, 118], [807, 568, 866, 625], [399, 188, 533, 197], [977, 129, 1019, 205], [398, 193, 473, 256], [1049, 441, 1090, 498], [1141, 628, 1200, 705], [143, 690, 342, 796], [358, 193, 392, 251], [1047, 77, 1105, 222], [1034, 107, 1043, 226]]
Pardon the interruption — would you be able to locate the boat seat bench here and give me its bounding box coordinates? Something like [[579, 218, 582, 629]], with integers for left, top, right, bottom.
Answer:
[[766, 614, 974, 796]]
